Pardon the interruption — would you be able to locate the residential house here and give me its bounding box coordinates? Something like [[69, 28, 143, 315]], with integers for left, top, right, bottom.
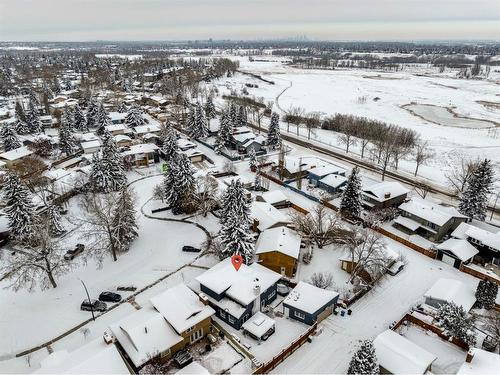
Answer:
[[108, 112, 127, 125], [436, 239, 478, 269], [239, 138, 264, 154], [178, 138, 197, 151], [195, 258, 281, 330], [374, 329, 437, 375], [424, 278, 476, 312], [308, 164, 346, 186], [34, 341, 131, 374], [250, 201, 291, 233], [0, 146, 33, 167], [182, 149, 205, 163], [255, 190, 290, 208], [362, 181, 409, 209], [457, 348, 500, 375], [122, 143, 160, 167], [150, 283, 215, 349], [133, 124, 161, 139], [317, 174, 348, 194], [255, 227, 301, 277], [109, 308, 183, 370], [114, 135, 133, 149], [279, 156, 314, 180], [40, 115, 56, 128], [393, 198, 468, 242], [105, 124, 127, 136], [451, 222, 500, 265], [283, 281, 339, 325], [80, 140, 101, 155]]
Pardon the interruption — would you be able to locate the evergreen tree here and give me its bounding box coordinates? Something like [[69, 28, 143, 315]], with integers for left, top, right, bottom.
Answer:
[[204, 96, 216, 120], [14, 117, 30, 135], [475, 279, 498, 310], [15, 101, 26, 123], [219, 180, 254, 263], [340, 167, 363, 218], [161, 127, 179, 162], [26, 96, 42, 134], [347, 340, 379, 375], [214, 110, 231, 154], [101, 130, 127, 191], [73, 104, 87, 132], [459, 159, 494, 221], [237, 106, 247, 127], [248, 147, 257, 170], [1, 124, 21, 151], [267, 112, 282, 150], [125, 105, 144, 128], [61, 106, 74, 131], [163, 152, 196, 214], [89, 153, 110, 193], [437, 302, 476, 346], [111, 187, 138, 253], [3, 172, 35, 240], [117, 102, 128, 113], [195, 104, 209, 139], [58, 115, 77, 156], [95, 103, 110, 136], [45, 204, 65, 236], [229, 103, 237, 128], [186, 109, 196, 138], [85, 97, 99, 129]]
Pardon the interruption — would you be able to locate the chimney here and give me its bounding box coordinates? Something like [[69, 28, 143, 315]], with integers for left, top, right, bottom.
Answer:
[[466, 349, 475, 363], [144, 327, 148, 334], [199, 292, 209, 306], [253, 278, 261, 313], [385, 192, 391, 199]]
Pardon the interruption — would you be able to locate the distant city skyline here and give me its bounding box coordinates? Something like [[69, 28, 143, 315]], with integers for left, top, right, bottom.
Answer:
[[0, 0, 499, 42]]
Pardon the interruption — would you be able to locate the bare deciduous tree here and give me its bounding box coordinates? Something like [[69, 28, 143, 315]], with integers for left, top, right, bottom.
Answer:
[[195, 175, 220, 217], [445, 156, 480, 195], [290, 205, 344, 248], [309, 272, 334, 289], [413, 140, 433, 177]]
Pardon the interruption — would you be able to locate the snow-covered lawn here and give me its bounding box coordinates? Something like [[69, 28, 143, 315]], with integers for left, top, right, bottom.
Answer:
[[0, 174, 209, 357], [396, 323, 467, 374], [200, 342, 244, 374], [271, 236, 479, 374]]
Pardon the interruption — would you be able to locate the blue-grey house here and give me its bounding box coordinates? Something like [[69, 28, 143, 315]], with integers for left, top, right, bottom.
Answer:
[[317, 174, 348, 194], [308, 164, 346, 186], [196, 258, 282, 330], [283, 281, 339, 325]]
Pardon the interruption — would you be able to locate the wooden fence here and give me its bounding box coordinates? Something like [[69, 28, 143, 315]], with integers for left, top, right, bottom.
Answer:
[[253, 322, 318, 374], [373, 226, 436, 258], [459, 264, 500, 286]]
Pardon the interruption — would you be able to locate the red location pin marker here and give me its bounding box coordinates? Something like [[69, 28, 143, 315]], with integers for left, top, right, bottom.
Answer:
[[231, 254, 243, 271]]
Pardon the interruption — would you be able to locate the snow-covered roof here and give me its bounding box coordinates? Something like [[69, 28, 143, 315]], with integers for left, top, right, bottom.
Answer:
[[284, 281, 339, 314], [374, 330, 436, 375], [258, 190, 289, 206], [0, 146, 33, 161], [134, 124, 160, 134], [424, 278, 476, 311], [150, 283, 214, 334], [78, 132, 99, 142], [232, 126, 253, 135], [308, 164, 345, 178], [114, 134, 132, 143], [176, 361, 210, 375], [399, 198, 467, 227], [242, 312, 275, 339], [105, 124, 127, 132], [109, 308, 182, 367], [196, 258, 282, 306], [122, 143, 159, 156], [81, 140, 101, 151], [363, 181, 409, 202], [283, 156, 314, 174], [394, 216, 421, 231], [222, 175, 252, 187], [233, 132, 255, 143], [457, 348, 500, 375], [108, 112, 127, 122], [436, 239, 479, 261], [255, 227, 301, 259], [178, 138, 197, 150], [35, 340, 129, 374], [464, 226, 500, 252], [319, 174, 348, 189], [250, 201, 290, 231]]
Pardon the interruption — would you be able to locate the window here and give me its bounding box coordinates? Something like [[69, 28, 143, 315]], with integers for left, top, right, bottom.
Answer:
[[268, 290, 276, 300], [228, 315, 235, 324], [160, 348, 171, 358], [190, 328, 203, 343], [186, 326, 194, 333], [294, 310, 306, 320], [219, 311, 226, 319]]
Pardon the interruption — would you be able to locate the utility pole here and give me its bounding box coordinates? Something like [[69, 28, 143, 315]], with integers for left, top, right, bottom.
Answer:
[[80, 279, 95, 322]]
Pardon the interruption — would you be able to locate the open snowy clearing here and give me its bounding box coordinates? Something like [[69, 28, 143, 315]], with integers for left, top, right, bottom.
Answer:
[[213, 57, 500, 189]]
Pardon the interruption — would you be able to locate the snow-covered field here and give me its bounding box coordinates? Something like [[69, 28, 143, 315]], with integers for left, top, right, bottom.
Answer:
[[213, 56, 500, 188]]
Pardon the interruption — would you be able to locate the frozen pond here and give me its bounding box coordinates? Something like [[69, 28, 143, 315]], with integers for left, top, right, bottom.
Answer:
[[404, 103, 496, 129]]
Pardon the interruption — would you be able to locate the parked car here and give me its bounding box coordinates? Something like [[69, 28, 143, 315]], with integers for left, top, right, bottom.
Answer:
[[182, 246, 201, 253], [99, 291, 122, 303], [80, 299, 107, 312], [387, 261, 405, 276], [64, 244, 85, 260]]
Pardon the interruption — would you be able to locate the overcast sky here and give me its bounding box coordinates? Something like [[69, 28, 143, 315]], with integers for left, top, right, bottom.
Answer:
[[0, 0, 499, 41]]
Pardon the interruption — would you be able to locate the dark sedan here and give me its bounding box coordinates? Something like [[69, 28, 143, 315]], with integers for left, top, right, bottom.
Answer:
[[99, 291, 122, 303]]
